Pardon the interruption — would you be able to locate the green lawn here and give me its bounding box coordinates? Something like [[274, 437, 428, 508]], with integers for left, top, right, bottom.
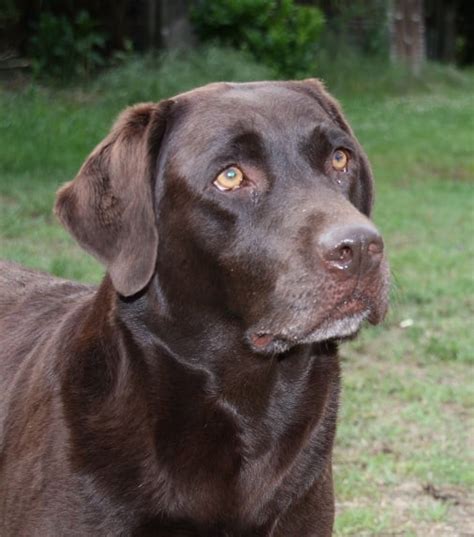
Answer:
[[1, 50, 473, 535]]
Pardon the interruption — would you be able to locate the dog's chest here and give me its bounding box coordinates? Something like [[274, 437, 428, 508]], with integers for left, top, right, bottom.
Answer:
[[143, 370, 337, 530]]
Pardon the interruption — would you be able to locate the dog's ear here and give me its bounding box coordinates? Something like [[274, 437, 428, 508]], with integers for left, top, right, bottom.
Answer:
[[55, 101, 173, 296], [297, 78, 374, 216]]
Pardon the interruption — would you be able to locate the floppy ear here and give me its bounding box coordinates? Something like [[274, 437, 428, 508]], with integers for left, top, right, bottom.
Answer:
[[298, 78, 374, 217], [55, 100, 173, 296]]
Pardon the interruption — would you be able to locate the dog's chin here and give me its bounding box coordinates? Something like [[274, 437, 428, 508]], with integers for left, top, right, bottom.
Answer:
[[248, 309, 370, 355], [298, 309, 369, 345]]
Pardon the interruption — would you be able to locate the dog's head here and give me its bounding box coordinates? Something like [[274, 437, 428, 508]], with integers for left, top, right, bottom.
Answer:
[[56, 80, 389, 354]]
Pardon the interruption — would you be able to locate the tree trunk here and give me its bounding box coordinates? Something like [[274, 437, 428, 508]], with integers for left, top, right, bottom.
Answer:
[[389, 0, 426, 75], [160, 0, 195, 50], [129, 0, 193, 52]]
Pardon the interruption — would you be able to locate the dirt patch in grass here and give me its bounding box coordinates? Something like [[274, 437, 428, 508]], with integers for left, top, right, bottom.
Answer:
[[337, 481, 473, 536], [393, 482, 473, 536]]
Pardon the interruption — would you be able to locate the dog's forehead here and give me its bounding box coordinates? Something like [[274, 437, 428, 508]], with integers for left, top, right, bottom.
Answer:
[[171, 81, 330, 138]]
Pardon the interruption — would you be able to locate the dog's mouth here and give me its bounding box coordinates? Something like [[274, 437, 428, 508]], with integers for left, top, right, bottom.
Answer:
[[247, 294, 379, 355]]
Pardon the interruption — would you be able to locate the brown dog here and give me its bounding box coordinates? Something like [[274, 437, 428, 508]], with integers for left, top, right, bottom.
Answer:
[[0, 80, 389, 536]]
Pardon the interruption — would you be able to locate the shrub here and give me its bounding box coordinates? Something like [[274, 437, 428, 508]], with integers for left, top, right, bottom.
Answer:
[[191, 0, 324, 78], [28, 11, 106, 81]]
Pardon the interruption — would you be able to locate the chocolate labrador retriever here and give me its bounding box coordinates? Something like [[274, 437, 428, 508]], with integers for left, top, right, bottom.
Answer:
[[0, 80, 389, 536]]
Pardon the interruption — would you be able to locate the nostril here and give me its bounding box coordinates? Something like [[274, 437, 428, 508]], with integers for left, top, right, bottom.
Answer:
[[322, 240, 358, 269], [368, 237, 384, 257], [337, 245, 353, 263]]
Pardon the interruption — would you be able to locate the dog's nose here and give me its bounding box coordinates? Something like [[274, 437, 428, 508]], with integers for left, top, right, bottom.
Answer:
[[318, 225, 384, 275]]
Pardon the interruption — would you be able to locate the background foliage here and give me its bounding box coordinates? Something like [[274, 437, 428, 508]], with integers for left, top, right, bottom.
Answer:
[[1, 0, 473, 82], [191, 0, 324, 77], [28, 10, 106, 81]]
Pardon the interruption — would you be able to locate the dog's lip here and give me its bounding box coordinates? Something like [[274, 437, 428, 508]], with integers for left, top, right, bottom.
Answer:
[[296, 308, 369, 345], [249, 333, 275, 349], [281, 300, 369, 344], [248, 296, 373, 354]]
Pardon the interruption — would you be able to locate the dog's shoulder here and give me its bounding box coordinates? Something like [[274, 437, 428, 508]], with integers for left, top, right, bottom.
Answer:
[[0, 260, 95, 370], [0, 261, 96, 405], [0, 259, 74, 289], [0, 260, 93, 313]]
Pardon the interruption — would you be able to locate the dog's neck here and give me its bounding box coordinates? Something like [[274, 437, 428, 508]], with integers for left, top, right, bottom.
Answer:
[[100, 273, 339, 417]]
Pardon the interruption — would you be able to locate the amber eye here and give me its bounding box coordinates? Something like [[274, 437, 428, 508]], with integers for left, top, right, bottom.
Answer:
[[214, 166, 244, 191], [332, 149, 349, 172]]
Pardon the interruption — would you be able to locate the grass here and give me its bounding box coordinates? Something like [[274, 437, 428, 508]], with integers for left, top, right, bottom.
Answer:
[[1, 48, 473, 535]]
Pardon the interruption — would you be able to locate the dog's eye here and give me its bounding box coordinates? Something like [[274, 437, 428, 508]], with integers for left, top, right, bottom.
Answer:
[[214, 166, 244, 191], [332, 149, 349, 172]]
